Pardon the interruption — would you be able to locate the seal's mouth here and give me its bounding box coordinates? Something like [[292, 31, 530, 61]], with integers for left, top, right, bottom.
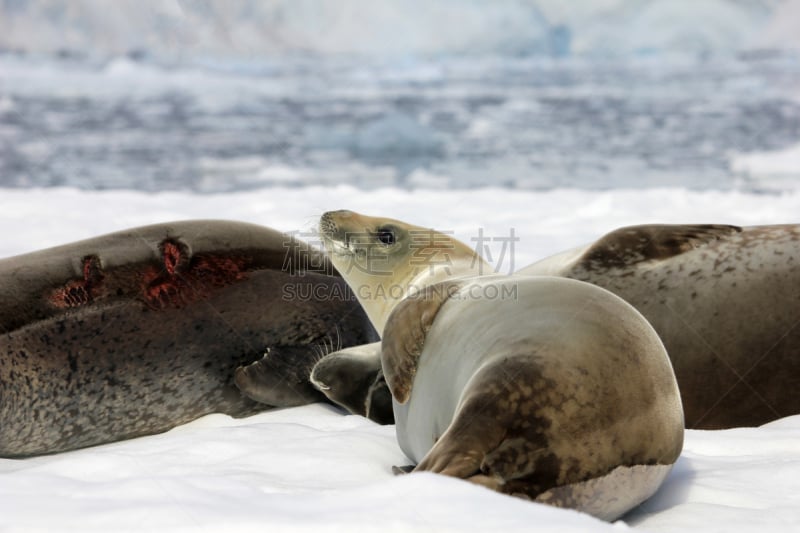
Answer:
[[325, 238, 352, 258]]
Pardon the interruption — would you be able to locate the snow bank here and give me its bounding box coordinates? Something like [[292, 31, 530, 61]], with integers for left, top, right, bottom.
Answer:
[[0, 404, 798, 532], [1, 186, 797, 265], [732, 142, 800, 192]]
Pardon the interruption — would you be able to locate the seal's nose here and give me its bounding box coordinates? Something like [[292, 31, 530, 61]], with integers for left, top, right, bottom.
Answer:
[[320, 210, 353, 236], [322, 210, 353, 222]]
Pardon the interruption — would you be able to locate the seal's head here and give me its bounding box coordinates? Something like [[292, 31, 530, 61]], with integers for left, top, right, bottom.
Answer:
[[319, 210, 487, 331]]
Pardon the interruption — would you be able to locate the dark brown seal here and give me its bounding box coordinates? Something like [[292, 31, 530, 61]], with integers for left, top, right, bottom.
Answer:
[[0, 220, 377, 457]]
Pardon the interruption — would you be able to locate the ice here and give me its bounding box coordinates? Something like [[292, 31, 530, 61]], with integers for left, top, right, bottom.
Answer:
[[2, 53, 798, 193], [732, 142, 800, 192], [0, 406, 613, 533], [2, 185, 799, 265]]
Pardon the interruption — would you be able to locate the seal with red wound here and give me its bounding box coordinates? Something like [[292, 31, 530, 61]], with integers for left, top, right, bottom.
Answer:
[[0, 219, 377, 457]]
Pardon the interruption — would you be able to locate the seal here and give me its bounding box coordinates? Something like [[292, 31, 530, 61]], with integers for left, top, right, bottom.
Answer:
[[517, 224, 800, 428], [0, 219, 377, 457], [314, 210, 684, 520], [310, 210, 488, 423]]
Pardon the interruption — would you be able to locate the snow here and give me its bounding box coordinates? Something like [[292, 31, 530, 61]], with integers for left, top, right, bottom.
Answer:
[[1, 185, 800, 531], [732, 142, 800, 192]]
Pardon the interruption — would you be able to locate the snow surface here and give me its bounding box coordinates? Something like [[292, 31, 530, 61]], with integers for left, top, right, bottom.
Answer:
[[732, 142, 800, 192], [1, 186, 800, 531]]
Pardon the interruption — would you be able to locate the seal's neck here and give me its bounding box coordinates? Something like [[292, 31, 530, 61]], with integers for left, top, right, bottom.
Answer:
[[368, 255, 490, 333]]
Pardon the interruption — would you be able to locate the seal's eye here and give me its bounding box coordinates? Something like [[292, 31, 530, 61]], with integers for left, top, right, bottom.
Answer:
[[376, 227, 396, 246]]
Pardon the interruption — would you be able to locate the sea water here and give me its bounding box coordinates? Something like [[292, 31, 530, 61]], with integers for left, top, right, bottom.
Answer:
[[2, 53, 798, 193], [1, 0, 799, 194]]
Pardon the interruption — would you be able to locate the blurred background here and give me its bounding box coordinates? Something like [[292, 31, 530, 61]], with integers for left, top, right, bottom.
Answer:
[[1, 0, 798, 194]]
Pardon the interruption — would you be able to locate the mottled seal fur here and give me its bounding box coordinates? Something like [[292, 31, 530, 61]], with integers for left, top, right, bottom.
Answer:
[[0, 220, 377, 457], [314, 210, 684, 520], [518, 224, 800, 428]]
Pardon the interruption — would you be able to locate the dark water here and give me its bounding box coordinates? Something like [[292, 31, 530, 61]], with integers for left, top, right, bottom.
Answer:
[[1, 54, 799, 192]]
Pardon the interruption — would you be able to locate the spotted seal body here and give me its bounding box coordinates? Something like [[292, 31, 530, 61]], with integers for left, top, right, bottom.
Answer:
[[314, 210, 683, 520], [0, 220, 377, 457], [518, 224, 800, 428]]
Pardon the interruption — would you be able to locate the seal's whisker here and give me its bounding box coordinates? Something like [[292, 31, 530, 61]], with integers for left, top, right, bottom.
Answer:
[[308, 335, 337, 371]]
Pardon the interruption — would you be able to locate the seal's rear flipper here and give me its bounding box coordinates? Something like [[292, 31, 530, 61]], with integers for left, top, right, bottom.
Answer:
[[392, 465, 415, 475], [234, 346, 327, 407]]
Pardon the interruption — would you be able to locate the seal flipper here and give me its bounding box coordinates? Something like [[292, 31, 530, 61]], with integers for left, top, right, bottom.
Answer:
[[578, 224, 742, 270], [413, 404, 508, 479], [412, 353, 556, 494], [392, 465, 415, 475], [381, 280, 465, 403], [234, 346, 327, 407]]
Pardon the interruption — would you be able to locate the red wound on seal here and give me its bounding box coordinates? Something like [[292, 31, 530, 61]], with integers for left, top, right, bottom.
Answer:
[[50, 255, 105, 308], [141, 238, 249, 309], [160, 240, 185, 275]]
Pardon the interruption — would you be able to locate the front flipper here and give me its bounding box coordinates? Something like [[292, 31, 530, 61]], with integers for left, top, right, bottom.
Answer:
[[409, 355, 554, 495], [409, 403, 509, 495], [579, 224, 742, 270], [235, 346, 327, 407]]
